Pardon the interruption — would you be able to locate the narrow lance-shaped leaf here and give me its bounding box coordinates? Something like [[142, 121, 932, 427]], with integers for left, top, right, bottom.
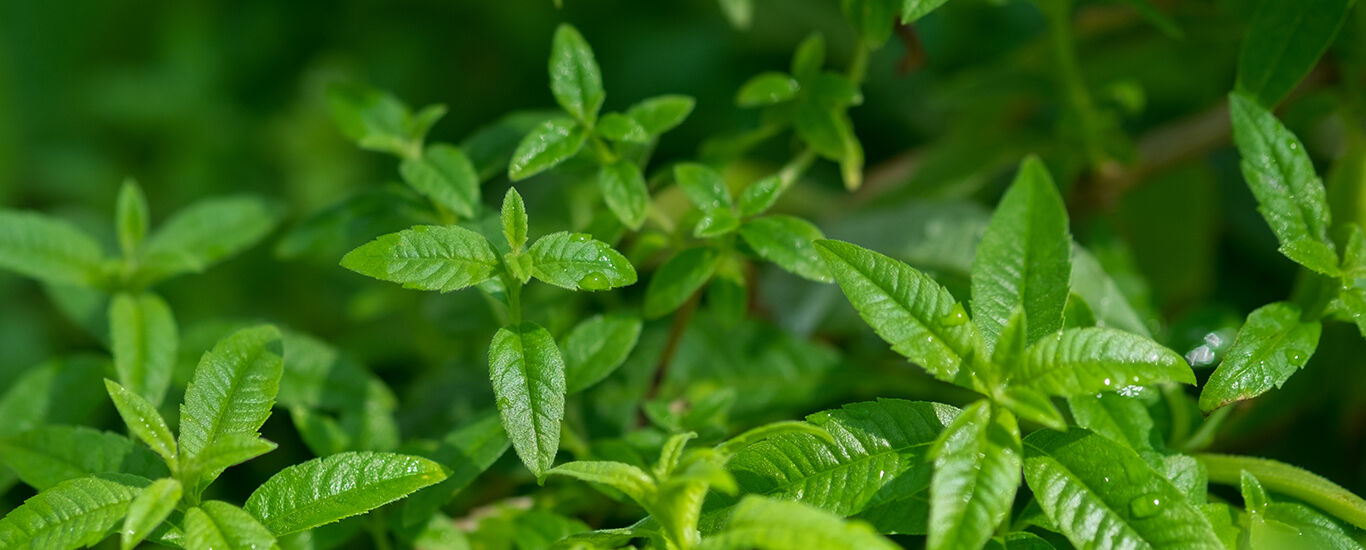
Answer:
[[563, 314, 643, 393], [547, 461, 656, 504], [971, 156, 1072, 349], [1023, 429, 1225, 549], [815, 239, 979, 383], [644, 247, 720, 319], [116, 178, 150, 258], [739, 215, 832, 283], [548, 24, 605, 122], [1235, 0, 1355, 108], [185, 500, 278, 550], [0, 426, 167, 491], [121, 477, 181, 550], [1013, 327, 1195, 397], [244, 451, 447, 536], [178, 326, 284, 461], [109, 292, 178, 406], [1199, 302, 1320, 411], [182, 435, 278, 484], [341, 225, 500, 292], [508, 117, 587, 181], [528, 232, 637, 291], [0, 210, 105, 287], [0, 473, 150, 549], [139, 195, 279, 283], [1229, 92, 1338, 274], [928, 402, 1022, 550], [627, 94, 695, 136], [399, 144, 481, 219], [105, 379, 178, 466], [489, 322, 566, 478]]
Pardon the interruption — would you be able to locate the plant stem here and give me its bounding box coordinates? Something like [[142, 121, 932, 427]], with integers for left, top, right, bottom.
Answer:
[[644, 292, 701, 402], [1039, 0, 1106, 170], [1197, 453, 1366, 530], [1178, 405, 1233, 453], [847, 38, 871, 84], [506, 277, 523, 325]]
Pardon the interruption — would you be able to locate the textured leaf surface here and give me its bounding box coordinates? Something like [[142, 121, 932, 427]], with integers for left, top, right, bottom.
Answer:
[[245, 451, 447, 536], [1014, 328, 1195, 397], [700, 496, 898, 550], [528, 232, 637, 291], [1229, 92, 1337, 274], [1068, 392, 1155, 452], [548, 461, 656, 504], [1023, 429, 1224, 550], [399, 144, 480, 218], [1199, 302, 1320, 411], [598, 161, 650, 230], [489, 322, 566, 478], [928, 402, 1021, 550], [121, 477, 181, 550], [739, 215, 831, 282], [105, 379, 178, 465], [548, 24, 604, 122], [501, 187, 528, 253], [178, 325, 284, 460], [0, 426, 166, 491], [400, 413, 509, 526], [341, 225, 499, 292], [0, 210, 104, 286], [109, 292, 178, 406], [1235, 0, 1354, 107], [970, 157, 1071, 349], [644, 247, 720, 319], [816, 240, 978, 382], [508, 117, 586, 181], [675, 163, 733, 211], [141, 195, 279, 281], [185, 501, 278, 550], [0, 473, 149, 549], [563, 313, 643, 393]]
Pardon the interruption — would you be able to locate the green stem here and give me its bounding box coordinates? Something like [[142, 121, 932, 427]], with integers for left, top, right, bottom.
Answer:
[[846, 38, 871, 84], [1178, 405, 1233, 453], [505, 276, 523, 325], [1196, 453, 1366, 530]]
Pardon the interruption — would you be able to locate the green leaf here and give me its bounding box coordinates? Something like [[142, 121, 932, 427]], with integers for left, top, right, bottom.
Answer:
[[548, 461, 656, 504], [841, 0, 899, 45], [185, 501, 279, 550], [0, 210, 105, 287], [139, 195, 280, 283], [627, 94, 695, 136], [970, 156, 1072, 350], [121, 477, 181, 550], [1069, 245, 1151, 337], [598, 161, 650, 230], [1198, 301, 1320, 411], [105, 379, 178, 466], [109, 292, 178, 406], [178, 325, 284, 462], [739, 215, 831, 283], [0, 426, 166, 491], [1255, 502, 1364, 550], [245, 451, 447, 536], [1023, 429, 1224, 549], [1229, 92, 1338, 274], [501, 188, 528, 253], [596, 112, 649, 143], [998, 387, 1067, 431], [815, 239, 979, 383], [710, 399, 957, 534], [341, 225, 500, 292], [1235, 0, 1354, 108], [0, 357, 107, 437], [0, 473, 149, 549], [1013, 327, 1195, 397], [928, 402, 1022, 550], [790, 34, 826, 80], [736, 72, 800, 107], [644, 247, 720, 319], [675, 163, 733, 211], [400, 413, 509, 527], [1198, 453, 1366, 531], [1067, 392, 1155, 452], [695, 208, 741, 238], [549, 24, 605, 122], [399, 144, 481, 219], [182, 435, 278, 484], [508, 117, 587, 181], [902, 0, 952, 23], [326, 84, 443, 157], [563, 313, 643, 393], [527, 232, 637, 291], [700, 496, 899, 550], [489, 322, 567, 478], [116, 178, 150, 258]]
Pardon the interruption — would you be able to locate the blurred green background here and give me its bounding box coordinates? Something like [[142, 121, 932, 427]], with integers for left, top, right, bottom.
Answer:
[[3, 0, 1366, 520]]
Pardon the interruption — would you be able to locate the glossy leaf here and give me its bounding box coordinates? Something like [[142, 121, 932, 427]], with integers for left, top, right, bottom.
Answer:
[[508, 117, 586, 181], [815, 239, 978, 383], [674, 163, 733, 211], [185, 500, 279, 550], [488, 322, 566, 478], [105, 379, 178, 466], [501, 188, 528, 253], [121, 477, 181, 550], [902, 0, 952, 23], [1199, 302, 1320, 411], [626, 94, 695, 136], [527, 232, 637, 291], [970, 156, 1072, 349], [739, 215, 831, 282], [116, 178, 149, 257], [643, 247, 720, 319], [244, 451, 447, 536], [549, 24, 605, 122], [183, 435, 278, 483], [1013, 327, 1195, 397], [1067, 392, 1155, 452], [1229, 92, 1338, 274], [0, 210, 105, 287], [399, 144, 480, 219], [140, 195, 279, 282], [109, 292, 178, 406], [0, 473, 149, 549], [598, 160, 650, 230], [928, 402, 1021, 550], [0, 426, 166, 491], [596, 112, 649, 143], [547, 461, 656, 504], [736, 72, 800, 107], [701, 496, 898, 550], [1023, 429, 1224, 549], [341, 225, 499, 292], [178, 325, 284, 461], [563, 313, 643, 393], [1235, 0, 1354, 107]]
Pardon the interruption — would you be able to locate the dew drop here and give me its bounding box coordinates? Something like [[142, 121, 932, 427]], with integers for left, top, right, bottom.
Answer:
[[940, 304, 969, 327], [1103, 377, 1113, 386], [577, 272, 610, 291], [1129, 494, 1164, 518], [569, 233, 591, 243]]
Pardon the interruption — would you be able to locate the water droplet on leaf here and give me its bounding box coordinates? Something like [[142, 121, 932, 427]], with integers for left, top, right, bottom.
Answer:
[[578, 272, 610, 291], [1129, 494, 1164, 518]]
